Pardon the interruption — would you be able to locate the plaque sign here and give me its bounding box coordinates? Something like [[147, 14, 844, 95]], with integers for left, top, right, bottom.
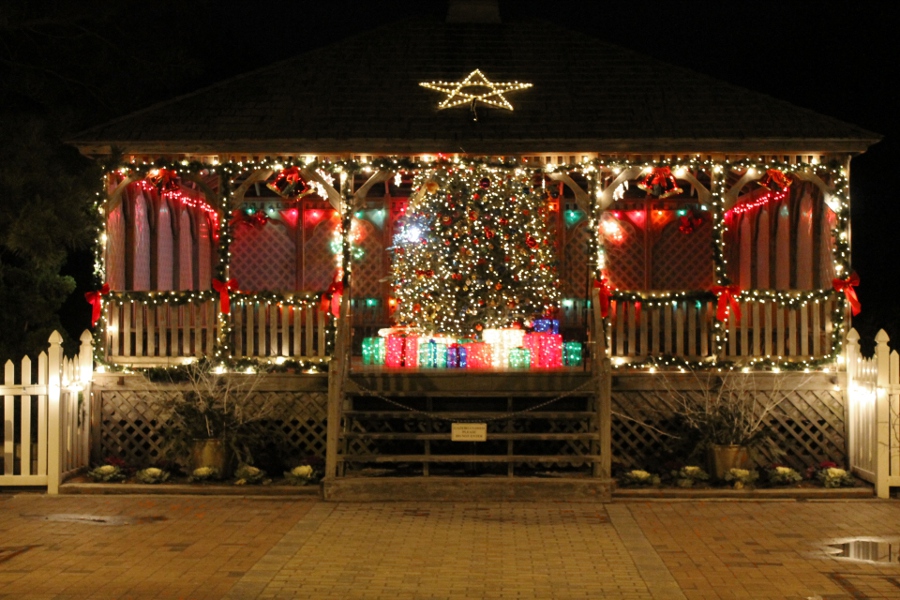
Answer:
[[451, 423, 488, 442]]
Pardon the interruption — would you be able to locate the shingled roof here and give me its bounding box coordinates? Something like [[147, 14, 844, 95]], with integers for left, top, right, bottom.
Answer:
[[71, 13, 880, 156]]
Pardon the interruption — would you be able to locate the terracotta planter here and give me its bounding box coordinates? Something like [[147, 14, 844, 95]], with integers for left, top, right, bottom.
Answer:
[[190, 439, 231, 477], [708, 444, 749, 480]]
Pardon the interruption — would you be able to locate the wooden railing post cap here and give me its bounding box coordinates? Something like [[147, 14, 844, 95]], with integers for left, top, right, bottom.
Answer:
[[875, 329, 890, 345], [48, 330, 63, 345], [846, 328, 860, 343], [80, 330, 94, 344]]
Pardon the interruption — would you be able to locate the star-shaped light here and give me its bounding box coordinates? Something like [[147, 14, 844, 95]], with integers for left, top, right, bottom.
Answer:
[[420, 69, 533, 111]]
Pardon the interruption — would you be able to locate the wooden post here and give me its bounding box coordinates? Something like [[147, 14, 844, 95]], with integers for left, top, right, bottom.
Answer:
[[874, 329, 891, 499], [325, 357, 342, 480], [591, 287, 612, 479], [46, 331, 64, 495], [324, 172, 355, 481], [845, 327, 860, 473], [79, 330, 94, 471]]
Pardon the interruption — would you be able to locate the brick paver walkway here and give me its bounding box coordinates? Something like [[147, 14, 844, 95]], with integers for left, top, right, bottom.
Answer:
[[1, 493, 898, 599]]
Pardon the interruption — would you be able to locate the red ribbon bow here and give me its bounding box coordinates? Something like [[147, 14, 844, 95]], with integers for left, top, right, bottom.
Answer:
[[636, 167, 684, 199], [833, 272, 861, 316], [593, 277, 612, 318], [321, 281, 344, 318], [212, 278, 239, 315], [711, 285, 742, 323], [85, 283, 110, 327], [759, 169, 791, 192]]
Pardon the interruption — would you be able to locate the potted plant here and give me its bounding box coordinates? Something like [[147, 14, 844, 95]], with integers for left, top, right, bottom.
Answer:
[[154, 360, 277, 477], [661, 369, 804, 479]]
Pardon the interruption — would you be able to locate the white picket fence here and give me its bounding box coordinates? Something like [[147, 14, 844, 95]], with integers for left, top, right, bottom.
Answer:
[[846, 328, 900, 498], [0, 330, 93, 494]]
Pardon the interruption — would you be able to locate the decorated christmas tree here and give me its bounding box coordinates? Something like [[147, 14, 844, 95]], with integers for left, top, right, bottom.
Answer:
[[391, 163, 560, 336]]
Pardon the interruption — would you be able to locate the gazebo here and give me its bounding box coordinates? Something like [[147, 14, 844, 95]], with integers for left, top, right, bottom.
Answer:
[[70, 0, 880, 499]]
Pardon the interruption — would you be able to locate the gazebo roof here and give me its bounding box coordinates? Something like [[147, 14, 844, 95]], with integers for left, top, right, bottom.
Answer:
[[71, 14, 880, 156]]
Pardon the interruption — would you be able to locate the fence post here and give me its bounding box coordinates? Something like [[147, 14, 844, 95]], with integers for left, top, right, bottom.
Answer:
[[875, 329, 891, 499], [46, 330, 64, 495], [845, 328, 860, 473], [79, 330, 94, 469]]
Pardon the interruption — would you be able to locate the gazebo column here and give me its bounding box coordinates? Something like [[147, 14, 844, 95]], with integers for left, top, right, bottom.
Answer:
[[322, 167, 394, 479]]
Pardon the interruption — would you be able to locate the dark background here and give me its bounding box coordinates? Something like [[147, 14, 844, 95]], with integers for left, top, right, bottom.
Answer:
[[2, 0, 894, 356]]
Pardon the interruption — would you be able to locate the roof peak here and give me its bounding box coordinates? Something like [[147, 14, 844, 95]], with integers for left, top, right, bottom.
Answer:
[[446, 0, 500, 23]]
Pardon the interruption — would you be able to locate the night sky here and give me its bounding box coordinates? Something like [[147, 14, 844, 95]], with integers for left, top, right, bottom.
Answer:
[[58, 1, 896, 345]]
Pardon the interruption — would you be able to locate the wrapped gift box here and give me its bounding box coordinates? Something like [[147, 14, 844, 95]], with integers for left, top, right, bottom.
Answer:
[[362, 336, 385, 366], [563, 341, 583, 367], [508, 347, 531, 369], [418, 338, 448, 369], [523, 332, 563, 368], [483, 328, 526, 368], [532, 318, 559, 335], [447, 344, 467, 368], [385, 334, 418, 368], [463, 342, 493, 369]]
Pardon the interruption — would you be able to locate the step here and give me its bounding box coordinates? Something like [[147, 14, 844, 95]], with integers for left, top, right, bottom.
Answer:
[[341, 432, 600, 441], [323, 475, 613, 502], [339, 454, 600, 463], [343, 411, 596, 419]]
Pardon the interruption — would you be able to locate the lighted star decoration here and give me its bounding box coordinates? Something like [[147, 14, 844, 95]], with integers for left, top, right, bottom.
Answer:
[[420, 69, 533, 111]]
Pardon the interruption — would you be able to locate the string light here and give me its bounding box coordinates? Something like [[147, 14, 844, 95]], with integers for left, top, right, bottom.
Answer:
[[97, 155, 851, 373]]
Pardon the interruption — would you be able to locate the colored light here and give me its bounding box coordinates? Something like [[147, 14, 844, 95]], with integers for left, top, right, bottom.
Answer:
[[508, 347, 531, 369], [563, 341, 582, 367], [464, 342, 492, 369]]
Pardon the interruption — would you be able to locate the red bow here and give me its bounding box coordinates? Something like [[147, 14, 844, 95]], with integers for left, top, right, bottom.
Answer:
[[833, 272, 861, 316], [85, 283, 110, 327], [212, 278, 239, 315], [636, 167, 683, 199], [150, 169, 179, 192], [711, 285, 742, 323], [230, 210, 269, 229], [267, 166, 312, 199], [321, 281, 344, 318], [593, 277, 612, 318], [759, 169, 791, 192]]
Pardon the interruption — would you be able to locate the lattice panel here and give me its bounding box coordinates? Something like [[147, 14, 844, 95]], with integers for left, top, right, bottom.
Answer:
[[304, 213, 337, 290], [351, 219, 384, 300], [98, 388, 329, 466], [651, 220, 714, 290], [604, 218, 644, 290], [611, 387, 847, 472], [758, 389, 846, 469], [562, 222, 591, 298], [231, 223, 296, 291], [98, 390, 173, 464]]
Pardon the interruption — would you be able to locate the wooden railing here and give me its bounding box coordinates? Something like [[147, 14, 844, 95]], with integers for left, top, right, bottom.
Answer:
[[609, 296, 836, 361], [232, 301, 330, 359], [106, 299, 217, 363], [609, 299, 714, 360], [721, 299, 835, 360], [104, 296, 332, 363]]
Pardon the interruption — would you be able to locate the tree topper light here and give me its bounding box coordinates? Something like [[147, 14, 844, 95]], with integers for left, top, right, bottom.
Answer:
[[420, 69, 532, 111]]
